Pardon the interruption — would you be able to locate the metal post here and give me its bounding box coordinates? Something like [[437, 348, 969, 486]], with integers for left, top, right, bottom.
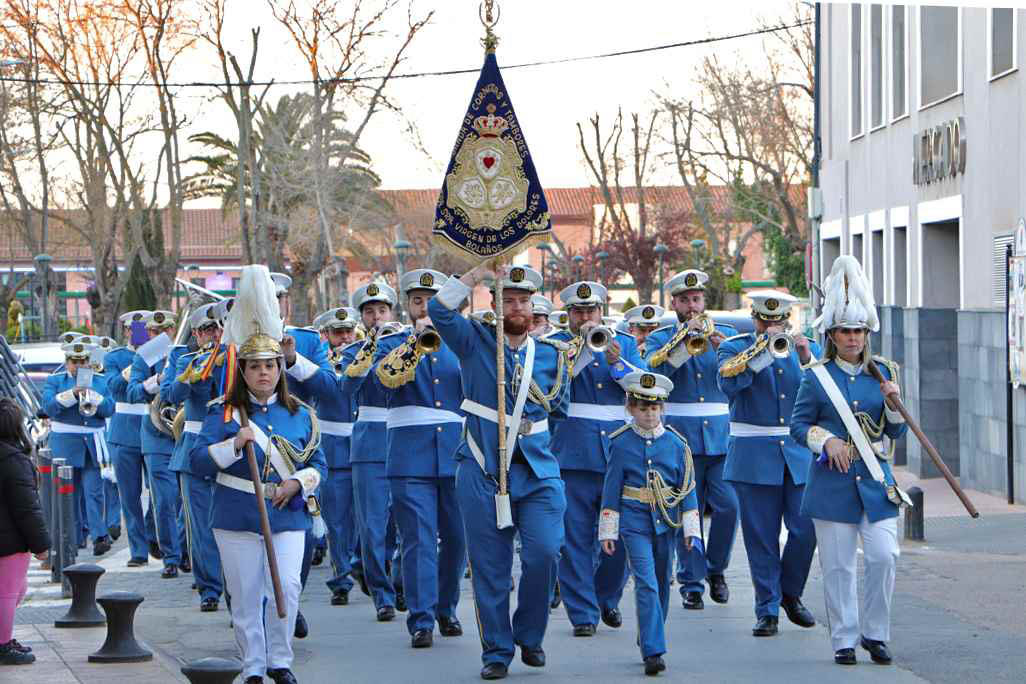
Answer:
[[1007, 243, 1016, 505], [903, 486, 925, 541], [50, 457, 65, 583], [37, 448, 53, 555], [810, 2, 823, 319], [58, 464, 78, 596]]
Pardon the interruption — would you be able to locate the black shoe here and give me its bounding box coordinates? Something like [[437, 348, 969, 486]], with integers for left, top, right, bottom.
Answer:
[[411, 629, 433, 648], [266, 668, 298, 684], [520, 646, 545, 667], [244, 677, 263, 684], [438, 616, 463, 637], [549, 582, 560, 609], [331, 589, 349, 606], [191, 582, 198, 591], [376, 606, 396, 622], [200, 598, 219, 612], [311, 546, 325, 567], [834, 648, 857, 665], [78, 540, 87, 550], [682, 591, 704, 610], [601, 608, 622, 628], [293, 611, 308, 639], [351, 566, 370, 596], [752, 615, 778, 636], [708, 574, 729, 604], [126, 557, 148, 568], [180, 554, 191, 573], [161, 565, 179, 579], [572, 623, 596, 637], [0, 640, 35, 665], [860, 636, 892, 664], [480, 662, 508, 680], [781, 595, 816, 628], [396, 590, 407, 612], [149, 541, 163, 560], [108, 525, 122, 541], [93, 536, 112, 556], [644, 655, 666, 675], [6, 639, 30, 654]]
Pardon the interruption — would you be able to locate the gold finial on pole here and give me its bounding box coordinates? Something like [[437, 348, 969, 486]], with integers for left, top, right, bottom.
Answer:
[[479, 0, 500, 53]]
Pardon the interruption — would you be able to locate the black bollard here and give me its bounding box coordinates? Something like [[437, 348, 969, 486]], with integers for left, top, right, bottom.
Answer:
[[903, 486, 925, 541], [57, 464, 78, 596], [55, 563, 106, 628], [50, 457, 66, 584], [36, 448, 53, 550], [88, 592, 153, 663], [181, 657, 243, 684]]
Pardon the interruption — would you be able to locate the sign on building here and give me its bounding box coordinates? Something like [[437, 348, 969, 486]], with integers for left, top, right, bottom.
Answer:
[[1009, 219, 1026, 387]]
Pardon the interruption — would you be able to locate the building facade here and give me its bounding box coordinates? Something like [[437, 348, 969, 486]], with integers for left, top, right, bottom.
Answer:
[[820, 3, 1024, 502]]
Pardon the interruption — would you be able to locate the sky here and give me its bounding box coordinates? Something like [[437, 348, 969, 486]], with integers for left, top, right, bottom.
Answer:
[[180, 0, 808, 199]]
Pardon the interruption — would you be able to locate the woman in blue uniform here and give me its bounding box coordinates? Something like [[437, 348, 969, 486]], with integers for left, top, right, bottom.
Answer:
[[190, 266, 326, 684], [598, 371, 700, 676], [790, 256, 908, 667]]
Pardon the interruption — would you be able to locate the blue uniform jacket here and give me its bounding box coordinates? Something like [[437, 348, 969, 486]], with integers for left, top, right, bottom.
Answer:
[[790, 357, 908, 523], [339, 336, 393, 464], [168, 343, 226, 474], [127, 345, 180, 456], [546, 329, 643, 473], [42, 370, 115, 468], [290, 349, 359, 470], [600, 426, 698, 537], [190, 398, 327, 533], [716, 334, 821, 486], [645, 322, 736, 456], [103, 346, 145, 449], [428, 291, 571, 481], [284, 326, 330, 405], [371, 329, 465, 479]]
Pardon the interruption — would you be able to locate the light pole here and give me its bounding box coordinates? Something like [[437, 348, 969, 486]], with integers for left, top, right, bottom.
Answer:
[[572, 255, 584, 281], [34, 253, 52, 341], [393, 238, 412, 321], [546, 261, 560, 300], [654, 243, 668, 307], [537, 242, 552, 287], [690, 239, 706, 268], [595, 251, 609, 314]]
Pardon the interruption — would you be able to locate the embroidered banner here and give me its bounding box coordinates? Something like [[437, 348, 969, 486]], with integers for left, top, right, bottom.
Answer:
[[433, 51, 551, 262]]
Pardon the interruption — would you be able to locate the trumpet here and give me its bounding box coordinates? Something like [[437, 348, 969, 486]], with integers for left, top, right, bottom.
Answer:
[[78, 390, 99, 417], [683, 313, 715, 356], [416, 326, 442, 354], [377, 321, 405, 337], [769, 332, 794, 359], [584, 324, 615, 353]]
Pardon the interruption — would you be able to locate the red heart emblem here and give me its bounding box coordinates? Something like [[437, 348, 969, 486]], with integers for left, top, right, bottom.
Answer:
[[482, 156, 495, 169]]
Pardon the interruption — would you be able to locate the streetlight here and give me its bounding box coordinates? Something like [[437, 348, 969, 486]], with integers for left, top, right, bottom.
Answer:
[[537, 243, 552, 286], [393, 238, 412, 321], [34, 253, 52, 341], [654, 243, 668, 307], [690, 239, 706, 268], [572, 255, 584, 281], [546, 260, 560, 299], [595, 251, 610, 314]]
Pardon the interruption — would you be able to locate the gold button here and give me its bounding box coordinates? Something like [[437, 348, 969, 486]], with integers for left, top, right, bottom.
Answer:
[[593, 362, 599, 367], [699, 396, 705, 402], [431, 357, 438, 363], [779, 440, 785, 445], [703, 420, 709, 425], [596, 383, 603, 389], [780, 394, 786, 399], [437, 426, 443, 432], [696, 373, 702, 379], [435, 401, 442, 407], [850, 376, 855, 382], [600, 430, 606, 436], [646, 440, 652, 446], [268, 424, 273, 431], [354, 410, 359, 416], [779, 418, 785, 424], [853, 400, 860, 406], [262, 406, 267, 412], [856, 475, 861, 481], [647, 459, 653, 465], [433, 378, 439, 385]]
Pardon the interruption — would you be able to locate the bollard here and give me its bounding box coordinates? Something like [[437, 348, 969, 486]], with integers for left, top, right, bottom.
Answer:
[[36, 448, 53, 569], [180, 657, 243, 684], [55, 563, 106, 628], [903, 486, 925, 541], [50, 458, 66, 584], [57, 464, 78, 597], [88, 592, 152, 663]]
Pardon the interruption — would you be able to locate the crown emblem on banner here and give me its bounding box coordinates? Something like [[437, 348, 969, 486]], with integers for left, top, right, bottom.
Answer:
[[473, 104, 510, 138]]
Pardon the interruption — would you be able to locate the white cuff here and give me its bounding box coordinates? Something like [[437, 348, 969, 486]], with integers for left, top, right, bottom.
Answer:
[[289, 467, 321, 497], [209, 438, 242, 469], [666, 343, 692, 369], [57, 390, 78, 407], [747, 349, 774, 373], [598, 509, 620, 541], [884, 394, 904, 423], [572, 346, 593, 377], [435, 276, 471, 311], [286, 353, 319, 382], [143, 374, 160, 395], [806, 425, 836, 454], [682, 508, 701, 540]]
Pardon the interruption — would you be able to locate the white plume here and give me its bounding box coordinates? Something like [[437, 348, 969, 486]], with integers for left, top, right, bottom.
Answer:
[[221, 265, 284, 346], [812, 255, 879, 333]]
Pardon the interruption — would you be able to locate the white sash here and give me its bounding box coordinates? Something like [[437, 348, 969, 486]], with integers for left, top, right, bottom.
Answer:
[[809, 363, 887, 484]]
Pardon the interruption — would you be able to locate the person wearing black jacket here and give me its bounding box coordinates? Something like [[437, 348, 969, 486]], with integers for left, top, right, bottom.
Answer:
[[0, 398, 50, 666]]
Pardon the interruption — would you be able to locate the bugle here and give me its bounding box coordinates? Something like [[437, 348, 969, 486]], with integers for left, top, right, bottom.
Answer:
[[769, 332, 793, 358], [416, 327, 442, 354], [585, 324, 615, 353]]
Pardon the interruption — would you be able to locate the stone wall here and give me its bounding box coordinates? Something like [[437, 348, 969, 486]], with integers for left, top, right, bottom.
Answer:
[[878, 306, 906, 465]]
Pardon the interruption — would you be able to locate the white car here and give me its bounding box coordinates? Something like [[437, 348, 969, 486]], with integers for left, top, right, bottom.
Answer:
[[12, 342, 65, 389]]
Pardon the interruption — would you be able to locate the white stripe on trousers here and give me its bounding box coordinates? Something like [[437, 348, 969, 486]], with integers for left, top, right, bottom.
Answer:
[[214, 528, 304, 678], [812, 515, 899, 651]]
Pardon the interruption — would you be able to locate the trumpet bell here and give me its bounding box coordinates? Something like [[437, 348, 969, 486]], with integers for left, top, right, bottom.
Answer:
[[78, 393, 98, 417], [416, 328, 442, 354], [769, 332, 793, 359], [684, 335, 708, 356], [585, 325, 614, 353]]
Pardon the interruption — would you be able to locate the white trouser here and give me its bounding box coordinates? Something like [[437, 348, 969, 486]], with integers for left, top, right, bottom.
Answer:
[[213, 528, 305, 677], [812, 515, 899, 651]]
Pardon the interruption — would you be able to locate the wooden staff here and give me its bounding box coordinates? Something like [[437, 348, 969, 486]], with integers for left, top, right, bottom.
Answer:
[[239, 405, 288, 617], [867, 358, 979, 519], [494, 259, 508, 497]]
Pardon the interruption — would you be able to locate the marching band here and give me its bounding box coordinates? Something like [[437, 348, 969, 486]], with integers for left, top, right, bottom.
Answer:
[[39, 256, 911, 680]]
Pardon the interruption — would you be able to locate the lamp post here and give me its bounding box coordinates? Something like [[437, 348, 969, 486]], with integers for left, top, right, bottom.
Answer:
[[654, 243, 668, 307], [690, 239, 706, 268], [595, 251, 609, 314], [537, 243, 552, 287], [393, 238, 412, 321], [546, 261, 560, 300], [572, 255, 584, 281], [34, 253, 52, 341]]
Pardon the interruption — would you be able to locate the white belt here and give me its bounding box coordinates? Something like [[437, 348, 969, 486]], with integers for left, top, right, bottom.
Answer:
[[387, 406, 464, 429], [567, 403, 626, 422], [320, 420, 354, 437], [460, 399, 548, 435], [50, 421, 111, 468], [664, 402, 729, 417], [115, 402, 148, 416], [216, 472, 273, 498], [729, 422, 791, 437], [184, 421, 202, 435], [357, 406, 388, 423]]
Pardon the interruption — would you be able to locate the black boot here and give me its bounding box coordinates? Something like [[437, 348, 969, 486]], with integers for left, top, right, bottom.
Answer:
[[860, 636, 892, 664], [708, 574, 729, 603], [752, 615, 778, 636], [644, 655, 666, 675], [781, 595, 816, 628]]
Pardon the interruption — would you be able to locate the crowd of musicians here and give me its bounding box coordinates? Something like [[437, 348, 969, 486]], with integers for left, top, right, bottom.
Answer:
[[38, 255, 908, 682]]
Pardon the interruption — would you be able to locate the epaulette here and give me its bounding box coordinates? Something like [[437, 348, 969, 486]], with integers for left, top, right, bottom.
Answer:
[[206, 395, 225, 408], [722, 332, 752, 344], [872, 355, 900, 380], [665, 425, 688, 445], [609, 424, 632, 439], [536, 336, 570, 352]]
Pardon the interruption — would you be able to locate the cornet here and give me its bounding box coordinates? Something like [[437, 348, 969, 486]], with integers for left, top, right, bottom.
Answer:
[[769, 332, 794, 359], [683, 313, 715, 356], [415, 326, 442, 354], [585, 324, 615, 353], [376, 321, 405, 337], [78, 389, 100, 417]]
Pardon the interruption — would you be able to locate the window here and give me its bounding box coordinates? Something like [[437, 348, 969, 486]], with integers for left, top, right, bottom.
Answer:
[[851, 4, 863, 137], [891, 5, 907, 119], [870, 4, 884, 129], [919, 6, 961, 108], [989, 8, 1017, 79]]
